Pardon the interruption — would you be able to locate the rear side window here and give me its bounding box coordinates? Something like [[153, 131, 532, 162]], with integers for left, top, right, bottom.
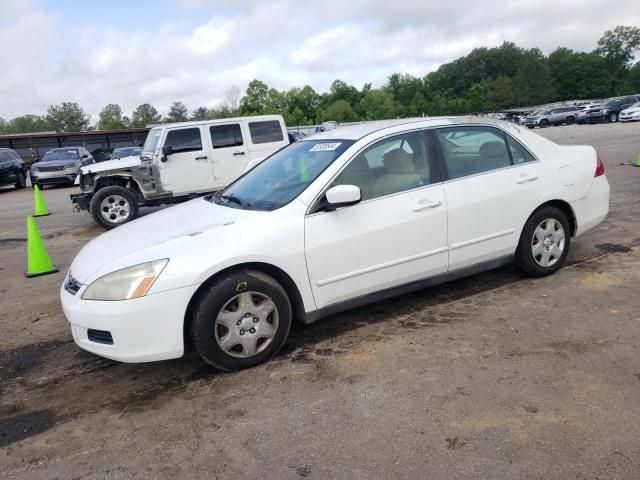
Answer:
[[505, 135, 535, 165], [165, 128, 202, 153], [210, 124, 243, 149], [249, 121, 284, 144], [435, 126, 511, 180]]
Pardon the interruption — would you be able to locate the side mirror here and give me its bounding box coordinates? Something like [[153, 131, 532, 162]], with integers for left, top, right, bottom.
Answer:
[[82, 153, 89, 159], [162, 145, 173, 157], [324, 185, 361, 210]]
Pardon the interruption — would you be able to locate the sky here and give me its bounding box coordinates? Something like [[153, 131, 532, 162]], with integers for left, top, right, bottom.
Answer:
[[1, 0, 639, 121]]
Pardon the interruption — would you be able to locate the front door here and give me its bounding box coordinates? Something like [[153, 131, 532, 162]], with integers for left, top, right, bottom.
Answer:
[[305, 130, 449, 309], [209, 122, 250, 186], [159, 125, 212, 194], [434, 125, 545, 270]]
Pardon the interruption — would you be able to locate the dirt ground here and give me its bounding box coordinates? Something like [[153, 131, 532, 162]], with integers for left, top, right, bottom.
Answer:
[[1, 122, 640, 479]]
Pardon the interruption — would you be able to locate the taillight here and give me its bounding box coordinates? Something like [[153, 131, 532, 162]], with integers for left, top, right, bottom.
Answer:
[[594, 155, 605, 177]]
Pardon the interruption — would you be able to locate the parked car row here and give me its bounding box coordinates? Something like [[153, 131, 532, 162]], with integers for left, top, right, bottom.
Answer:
[[521, 95, 640, 128]]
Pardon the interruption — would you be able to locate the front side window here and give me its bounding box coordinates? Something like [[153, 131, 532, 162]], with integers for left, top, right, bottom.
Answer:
[[211, 140, 354, 211], [332, 132, 434, 201], [249, 121, 284, 144], [210, 124, 243, 149], [164, 128, 202, 153], [435, 126, 512, 180]]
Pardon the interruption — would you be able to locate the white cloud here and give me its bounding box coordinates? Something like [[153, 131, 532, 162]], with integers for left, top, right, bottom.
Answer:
[[0, 0, 639, 121]]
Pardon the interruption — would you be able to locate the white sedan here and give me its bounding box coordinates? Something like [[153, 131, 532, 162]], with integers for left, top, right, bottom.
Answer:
[[61, 118, 610, 370], [620, 102, 640, 122]]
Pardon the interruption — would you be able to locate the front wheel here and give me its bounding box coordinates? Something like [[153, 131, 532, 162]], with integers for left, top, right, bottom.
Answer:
[[190, 270, 292, 371], [608, 112, 618, 123], [90, 185, 139, 230], [565, 116, 575, 125], [515, 206, 571, 277], [15, 171, 27, 189]]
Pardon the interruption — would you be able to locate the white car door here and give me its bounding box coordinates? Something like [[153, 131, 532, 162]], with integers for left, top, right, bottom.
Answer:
[[159, 125, 212, 193], [209, 122, 250, 187], [435, 126, 545, 270], [305, 131, 449, 309]]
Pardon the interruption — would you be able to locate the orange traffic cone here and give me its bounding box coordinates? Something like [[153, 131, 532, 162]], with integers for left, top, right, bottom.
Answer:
[[25, 216, 59, 278]]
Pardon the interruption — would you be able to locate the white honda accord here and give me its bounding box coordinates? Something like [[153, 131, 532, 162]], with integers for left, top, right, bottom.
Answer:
[[61, 118, 610, 370]]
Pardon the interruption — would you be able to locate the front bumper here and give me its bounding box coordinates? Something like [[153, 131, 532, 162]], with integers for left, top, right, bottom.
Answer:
[[620, 114, 640, 122], [0, 168, 19, 186], [60, 281, 199, 362], [70, 192, 92, 211], [31, 170, 77, 185]]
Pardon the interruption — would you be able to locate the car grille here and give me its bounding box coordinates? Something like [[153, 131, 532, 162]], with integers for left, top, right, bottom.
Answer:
[[87, 329, 114, 345], [38, 165, 66, 172], [64, 272, 82, 295]]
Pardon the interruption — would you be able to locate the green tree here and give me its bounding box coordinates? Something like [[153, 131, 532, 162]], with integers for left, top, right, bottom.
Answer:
[[513, 54, 555, 106], [359, 90, 396, 120], [0, 117, 6, 134], [191, 106, 211, 120], [326, 100, 357, 122], [97, 104, 127, 130], [328, 79, 361, 106], [240, 80, 270, 114], [46, 102, 90, 132], [131, 103, 161, 128], [287, 85, 320, 121], [286, 106, 308, 126], [166, 101, 189, 123], [484, 76, 516, 110], [7, 115, 51, 133], [595, 26, 640, 92], [314, 107, 327, 124], [467, 83, 486, 112]]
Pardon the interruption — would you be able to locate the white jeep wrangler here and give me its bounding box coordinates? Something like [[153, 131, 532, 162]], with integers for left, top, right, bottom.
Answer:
[[71, 115, 289, 229]]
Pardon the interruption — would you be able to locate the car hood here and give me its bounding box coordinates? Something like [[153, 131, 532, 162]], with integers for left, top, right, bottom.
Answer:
[[34, 160, 77, 168], [80, 156, 142, 174], [70, 198, 264, 284]]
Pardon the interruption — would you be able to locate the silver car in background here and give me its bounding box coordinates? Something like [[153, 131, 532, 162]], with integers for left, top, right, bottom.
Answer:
[[30, 147, 95, 188], [524, 106, 579, 128]]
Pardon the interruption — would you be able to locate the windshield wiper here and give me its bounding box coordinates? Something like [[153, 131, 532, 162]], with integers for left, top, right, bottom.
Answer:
[[216, 193, 252, 209]]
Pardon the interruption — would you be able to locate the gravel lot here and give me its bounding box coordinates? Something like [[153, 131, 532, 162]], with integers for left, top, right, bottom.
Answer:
[[1, 122, 640, 479]]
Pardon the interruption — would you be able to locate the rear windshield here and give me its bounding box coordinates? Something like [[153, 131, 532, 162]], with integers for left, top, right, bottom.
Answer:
[[42, 149, 78, 161]]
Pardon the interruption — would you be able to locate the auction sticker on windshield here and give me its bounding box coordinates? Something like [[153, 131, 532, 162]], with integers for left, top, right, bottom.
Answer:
[[309, 142, 342, 152]]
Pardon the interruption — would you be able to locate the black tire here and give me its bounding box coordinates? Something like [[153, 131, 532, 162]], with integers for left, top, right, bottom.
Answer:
[[608, 112, 618, 123], [89, 185, 139, 230], [539, 119, 549, 128], [515, 206, 571, 277], [526, 125, 534, 129], [191, 269, 292, 371], [565, 116, 575, 125], [14, 170, 27, 189]]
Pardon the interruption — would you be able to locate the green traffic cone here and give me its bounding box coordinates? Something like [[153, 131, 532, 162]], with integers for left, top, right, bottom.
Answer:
[[634, 152, 640, 167], [25, 215, 59, 278], [33, 184, 51, 217]]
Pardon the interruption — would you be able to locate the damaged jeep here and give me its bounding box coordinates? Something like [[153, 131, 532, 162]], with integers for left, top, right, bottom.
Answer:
[[71, 115, 289, 229]]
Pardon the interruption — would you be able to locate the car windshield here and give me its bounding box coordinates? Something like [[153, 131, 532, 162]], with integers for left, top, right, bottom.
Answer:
[[538, 110, 551, 115], [211, 139, 354, 211], [112, 148, 140, 159], [602, 100, 619, 107], [41, 149, 79, 161], [142, 128, 162, 155]]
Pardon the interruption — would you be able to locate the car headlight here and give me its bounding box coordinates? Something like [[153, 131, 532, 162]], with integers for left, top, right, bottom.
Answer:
[[82, 259, 169, 301], [602, 109, 609, 114]]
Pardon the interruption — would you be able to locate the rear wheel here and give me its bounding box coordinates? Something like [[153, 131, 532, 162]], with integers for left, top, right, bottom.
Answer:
[[190, 269, 292, 371], [90, 185, 139, 230], [516, 206, 571, 277], [15, 170, 26, 189]]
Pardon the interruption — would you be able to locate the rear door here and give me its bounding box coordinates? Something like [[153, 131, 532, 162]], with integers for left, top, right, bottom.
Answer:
[[209, 122, 249, 187], [435, 125, 545, 270], [159, 125, 212, 193]]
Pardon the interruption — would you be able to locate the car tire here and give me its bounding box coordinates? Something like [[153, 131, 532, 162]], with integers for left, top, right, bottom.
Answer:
[[190, 269, 292, 371], [539, 119, 549, 128], [14, 171, 27, 189], [565, 116, 575, 125], [515, 206, 571, 278], [608, 112, 618, 123], [90, 185, 139, 230]]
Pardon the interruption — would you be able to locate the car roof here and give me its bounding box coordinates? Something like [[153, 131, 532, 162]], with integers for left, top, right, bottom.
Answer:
[[50, 147, 81, 151], [304, 116, 513, 141]]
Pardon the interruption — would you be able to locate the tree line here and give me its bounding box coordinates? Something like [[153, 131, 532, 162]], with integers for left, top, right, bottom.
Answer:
[[1, 26, 638, 135]]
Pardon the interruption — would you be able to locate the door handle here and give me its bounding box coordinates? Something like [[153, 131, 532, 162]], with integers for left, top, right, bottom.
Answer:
[[233, 151, 246, 156], [413, 199, 442, 212], [516, 174, 538, 184], [195, 155, 208, 161]]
